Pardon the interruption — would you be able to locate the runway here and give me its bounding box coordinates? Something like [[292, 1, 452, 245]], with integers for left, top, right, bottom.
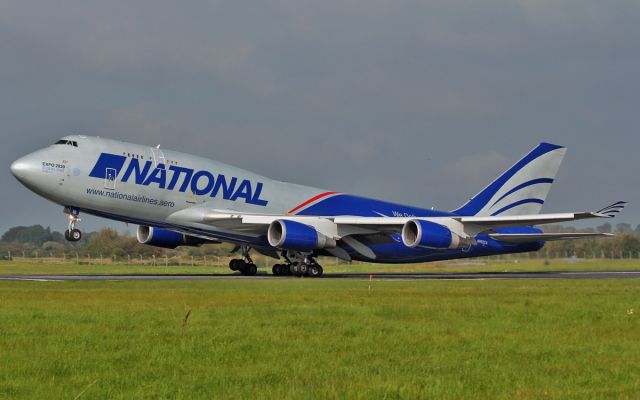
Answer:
[[1, 270, 640, 281]]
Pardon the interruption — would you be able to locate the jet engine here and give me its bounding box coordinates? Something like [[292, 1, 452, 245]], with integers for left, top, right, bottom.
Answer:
[[137, 226, 210, 249], [401, 219, 466, 249], [267, 220, 336, 251]]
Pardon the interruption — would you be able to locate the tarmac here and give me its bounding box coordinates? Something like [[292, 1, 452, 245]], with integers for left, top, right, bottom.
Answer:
[[1, 270, 640, 281]]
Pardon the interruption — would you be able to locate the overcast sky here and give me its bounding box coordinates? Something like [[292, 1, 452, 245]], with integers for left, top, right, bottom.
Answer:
[[1, 0, 639, 234]]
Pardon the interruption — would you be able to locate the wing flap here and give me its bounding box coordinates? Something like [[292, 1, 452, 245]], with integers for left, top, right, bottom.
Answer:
[[458, 212, 601, 228], [489, 232, 613, 243]]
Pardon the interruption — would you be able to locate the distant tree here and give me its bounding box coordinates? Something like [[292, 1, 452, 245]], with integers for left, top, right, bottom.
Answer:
[[620, 234, 640, 254], [50, 231, 65, 243], [635, 224, 640, 234], [1, 225, 58, 245], [596, 223, 612, 233], [84, 228, 122, 255], [111, 247, 127, 258], [616, 223, 632, 233], [42, 241, 65, 253]]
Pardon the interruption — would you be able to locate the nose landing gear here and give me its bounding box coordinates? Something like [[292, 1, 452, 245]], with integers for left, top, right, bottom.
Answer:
[[64, 207, 82, 242]]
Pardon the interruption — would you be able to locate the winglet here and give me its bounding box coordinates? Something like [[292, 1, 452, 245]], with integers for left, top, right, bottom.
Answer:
[[595, 201, 628, 218]]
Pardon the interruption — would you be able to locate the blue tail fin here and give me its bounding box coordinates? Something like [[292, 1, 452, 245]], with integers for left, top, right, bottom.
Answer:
[[453, 143, 566, 216]]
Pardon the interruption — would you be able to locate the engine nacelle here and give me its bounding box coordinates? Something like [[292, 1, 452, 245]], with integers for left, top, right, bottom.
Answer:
[[268, 220, 336, 251], [137, 226, 208, 249], [402, 219, 465, 249]]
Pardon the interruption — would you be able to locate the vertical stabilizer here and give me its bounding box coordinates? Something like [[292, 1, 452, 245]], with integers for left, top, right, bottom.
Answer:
[[453, 143, 566, 216]]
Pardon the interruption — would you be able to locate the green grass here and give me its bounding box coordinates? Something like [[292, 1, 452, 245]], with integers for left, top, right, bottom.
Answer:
[[1, 258, 640, 276], [324, 258, 640, 273], [1, 278, 640, 399]]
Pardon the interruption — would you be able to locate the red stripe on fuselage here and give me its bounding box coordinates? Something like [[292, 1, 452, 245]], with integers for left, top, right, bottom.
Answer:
[[287, 191, 338, 214]]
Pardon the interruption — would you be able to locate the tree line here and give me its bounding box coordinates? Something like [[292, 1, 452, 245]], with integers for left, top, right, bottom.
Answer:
[[0, 225, 233, 259]]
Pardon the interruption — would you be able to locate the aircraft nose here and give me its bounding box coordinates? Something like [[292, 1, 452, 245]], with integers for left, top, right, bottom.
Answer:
[[10, 154, 38, 182]]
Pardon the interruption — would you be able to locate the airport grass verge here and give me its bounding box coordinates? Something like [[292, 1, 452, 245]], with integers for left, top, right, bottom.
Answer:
[[0, 278, 639, 399], [2, 258, 640, 276]]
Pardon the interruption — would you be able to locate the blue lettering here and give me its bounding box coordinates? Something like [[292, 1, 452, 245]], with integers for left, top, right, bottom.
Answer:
[[231, 179, 252, 201], [178, 168, 194, 192], [121, 159, 152, 184], [249, 182, 269, 206], [211, 175, 237, 199], [103, 157, 269, 207], [167, 166, 194, 192], [191, 170, 214, 195], [143, 165, 167, 188]]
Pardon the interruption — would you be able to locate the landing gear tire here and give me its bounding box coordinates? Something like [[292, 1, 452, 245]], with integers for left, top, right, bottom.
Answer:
[[229, 246, 258, 276], [272, 264, 285, 276], [229, 259, 258, 276], [280, 251, 324, 278], [65, 229, 82, 242], [309, 264, 323, 278], [242, 263, 257, 276], [273, 264, 293, 276], [64, 208, 82, 242], [229, 259, 244, 271]]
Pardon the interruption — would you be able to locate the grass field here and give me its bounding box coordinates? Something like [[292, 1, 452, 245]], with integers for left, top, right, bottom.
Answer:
[[1, 276, 640, 399], [2, 258, 640, 275]]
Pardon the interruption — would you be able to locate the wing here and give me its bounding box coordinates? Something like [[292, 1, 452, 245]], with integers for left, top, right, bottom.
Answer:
[[332, 201, 627, 236], [163, 201, 625, 261], [167, 201, 626, 242]]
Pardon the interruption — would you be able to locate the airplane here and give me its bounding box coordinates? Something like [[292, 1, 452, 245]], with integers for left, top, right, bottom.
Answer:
[[10, 136, 626, 277]]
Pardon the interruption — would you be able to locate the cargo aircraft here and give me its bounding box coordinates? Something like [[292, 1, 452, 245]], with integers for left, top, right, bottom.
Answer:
[[10, 136, 626, 277]]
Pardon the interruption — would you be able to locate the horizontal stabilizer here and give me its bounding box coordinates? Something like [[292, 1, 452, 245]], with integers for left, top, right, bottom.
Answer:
[[596, 201, 628, 218]]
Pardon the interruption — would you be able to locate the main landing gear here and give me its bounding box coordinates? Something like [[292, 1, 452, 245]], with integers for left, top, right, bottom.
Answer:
[[228, 248, 324, 278], [272, 252, 324, 278], [228, 245, 258, 276], [64, 207, 82, 242]]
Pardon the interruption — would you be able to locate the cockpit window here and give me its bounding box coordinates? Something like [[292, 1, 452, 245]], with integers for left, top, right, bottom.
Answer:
[[54, 140, 78, 147]]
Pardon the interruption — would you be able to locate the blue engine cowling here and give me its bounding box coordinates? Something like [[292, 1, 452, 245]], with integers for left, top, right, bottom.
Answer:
[[267, 220, 336, 251], [401, 219, 463, 249], [137, 226, 208, 249]]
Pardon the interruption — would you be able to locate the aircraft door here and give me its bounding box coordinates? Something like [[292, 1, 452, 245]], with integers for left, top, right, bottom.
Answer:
[[104, 167, 117, 190], [149, 147, 166, 168]]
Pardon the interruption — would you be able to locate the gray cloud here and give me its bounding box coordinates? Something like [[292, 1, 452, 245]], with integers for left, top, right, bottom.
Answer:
[[1, 0, 639, 233]]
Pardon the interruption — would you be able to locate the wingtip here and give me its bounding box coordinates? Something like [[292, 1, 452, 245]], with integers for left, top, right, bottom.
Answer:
[[596, 201, 628, 218]]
